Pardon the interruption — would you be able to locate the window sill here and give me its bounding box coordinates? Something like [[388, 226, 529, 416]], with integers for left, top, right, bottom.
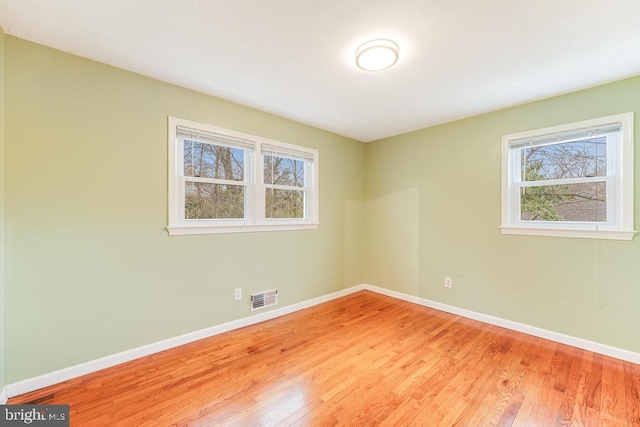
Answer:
[[500, 226, 637, 241], [167, 222, 319, 236]]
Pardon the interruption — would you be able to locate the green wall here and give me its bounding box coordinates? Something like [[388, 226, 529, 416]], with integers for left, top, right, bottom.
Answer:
[[365, 75, 640, 353], [0, 26, 6, 392], [3, 37, 365, 383]]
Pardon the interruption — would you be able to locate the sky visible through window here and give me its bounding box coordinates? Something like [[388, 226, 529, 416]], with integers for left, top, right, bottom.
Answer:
[[519, 137, 607, 222], [183, 140, 245, 219], [264, 155, 305, 219], [521, 137, 606, 181], [182, 140, 307, 220], [184, 140, 245, 181]]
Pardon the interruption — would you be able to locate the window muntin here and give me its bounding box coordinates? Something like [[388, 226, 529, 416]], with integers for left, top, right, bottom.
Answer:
[[501, 113, 635, 240], [168, 117, 318, 235]]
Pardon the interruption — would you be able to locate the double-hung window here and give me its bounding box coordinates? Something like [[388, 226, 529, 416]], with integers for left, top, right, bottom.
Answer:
[[501, 112, 635, 240], [168, 117, 318, 235], [262, 144, 314, 220]]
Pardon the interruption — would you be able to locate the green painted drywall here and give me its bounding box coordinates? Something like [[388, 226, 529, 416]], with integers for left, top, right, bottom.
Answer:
[[365, 75, 640, 353], [3, 37, 365, 383], [0, 27, 6, 392]]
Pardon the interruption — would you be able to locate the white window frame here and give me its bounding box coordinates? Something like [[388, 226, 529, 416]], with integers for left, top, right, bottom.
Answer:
[[168, 117, 319, 235], [501, 112, 636, 240]]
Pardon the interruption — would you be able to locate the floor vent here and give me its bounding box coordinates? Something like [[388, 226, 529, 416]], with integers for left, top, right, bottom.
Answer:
[[251, 289, 278, 311]]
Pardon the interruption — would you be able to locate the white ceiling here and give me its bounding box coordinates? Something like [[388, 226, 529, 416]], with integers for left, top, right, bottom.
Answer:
[[2, 1, 640, 142]]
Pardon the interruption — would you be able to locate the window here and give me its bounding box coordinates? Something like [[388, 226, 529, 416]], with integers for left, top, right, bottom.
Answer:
[[501, 112, 635, 240], [168, 117, 318, 235]]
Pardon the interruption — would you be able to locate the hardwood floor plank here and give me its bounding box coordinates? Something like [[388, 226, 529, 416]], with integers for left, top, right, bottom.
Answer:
[[601, 356, 629, 426], [474, 345, 532, 425], [624, 362, 640, 425], [495, 364, 537, 426], [8, 291, 640, 426], [556, 346, 585, 425]]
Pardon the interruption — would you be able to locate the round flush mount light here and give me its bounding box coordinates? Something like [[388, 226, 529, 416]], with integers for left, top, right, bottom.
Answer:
[[355, 39, 399, 71]]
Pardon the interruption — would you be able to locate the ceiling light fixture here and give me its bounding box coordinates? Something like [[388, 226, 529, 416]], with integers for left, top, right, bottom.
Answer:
[[355, 39, 399, 72]]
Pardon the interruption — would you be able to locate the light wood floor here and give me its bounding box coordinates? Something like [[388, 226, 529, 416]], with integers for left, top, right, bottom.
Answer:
[[9, 291, 640, 426]]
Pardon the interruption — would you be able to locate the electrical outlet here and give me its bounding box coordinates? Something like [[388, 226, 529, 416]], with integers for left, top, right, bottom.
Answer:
[[234, 288, 242, 301], [444, 277, 453, 288]]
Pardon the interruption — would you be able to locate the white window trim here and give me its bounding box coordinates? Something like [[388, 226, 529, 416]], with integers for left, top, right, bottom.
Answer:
[[167, 117, 319, 235], [500, 112, 636, 240]]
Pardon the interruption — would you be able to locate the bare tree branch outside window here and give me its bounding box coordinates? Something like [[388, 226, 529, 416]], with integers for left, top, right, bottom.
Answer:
[[264, 155, 305, 219], [184, 140, 245, 219], [520, 137, 607, 222]]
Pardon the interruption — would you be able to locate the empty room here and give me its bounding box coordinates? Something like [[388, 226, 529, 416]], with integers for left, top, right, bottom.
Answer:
[[1, 0, 640, 425]]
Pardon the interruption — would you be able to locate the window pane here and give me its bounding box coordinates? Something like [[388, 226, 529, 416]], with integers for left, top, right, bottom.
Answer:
[[184, 140, 194, 176], [263, 155, 305, 187], [521, 137, 607, 181], [265, 188, 304, 219], [183, 140, 244, 181], [520, 182, 606, 222], [185, 182, 245, 219]]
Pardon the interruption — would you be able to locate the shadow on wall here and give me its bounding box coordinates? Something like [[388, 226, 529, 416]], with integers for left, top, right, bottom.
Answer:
[[365, 187, 419, 296]]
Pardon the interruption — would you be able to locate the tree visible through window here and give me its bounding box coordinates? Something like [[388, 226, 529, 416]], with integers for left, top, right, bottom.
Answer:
[[168, 117, 319, 235], [501, 113, 635, 240], [264, 155, 306, 219], [183, 141, 246, 219], [520, 138, 607, 222]]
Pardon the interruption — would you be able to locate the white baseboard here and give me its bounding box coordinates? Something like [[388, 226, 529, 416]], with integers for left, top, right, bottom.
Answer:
[[6, 282, 639, 399], [361, 284, 640, 365], [5, 285, 366, 399]]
